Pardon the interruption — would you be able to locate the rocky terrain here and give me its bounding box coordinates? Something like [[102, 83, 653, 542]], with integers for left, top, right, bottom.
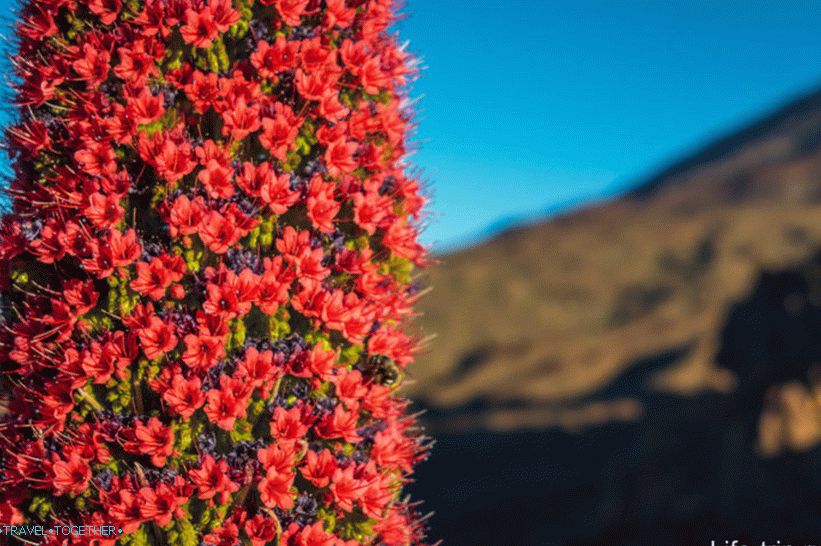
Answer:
[[408, 90, 821, 545]]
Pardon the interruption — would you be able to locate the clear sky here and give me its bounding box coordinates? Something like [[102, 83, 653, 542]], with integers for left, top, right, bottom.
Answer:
[[396, 0, 821, 250]]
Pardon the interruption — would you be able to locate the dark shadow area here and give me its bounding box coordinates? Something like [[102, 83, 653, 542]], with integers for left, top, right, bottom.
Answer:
[[412, 257, 821, 545]]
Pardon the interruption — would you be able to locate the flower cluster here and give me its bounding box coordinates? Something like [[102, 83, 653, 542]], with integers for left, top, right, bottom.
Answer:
[[0, 0, 430, 544]]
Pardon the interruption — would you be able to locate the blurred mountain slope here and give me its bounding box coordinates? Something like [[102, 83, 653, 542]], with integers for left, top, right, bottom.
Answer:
[[411, 89, 821, 431], [409, 90, 821, 545]]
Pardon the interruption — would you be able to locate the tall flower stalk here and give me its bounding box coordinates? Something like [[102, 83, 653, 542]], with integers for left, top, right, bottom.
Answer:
[[0, 0, 430, 544]]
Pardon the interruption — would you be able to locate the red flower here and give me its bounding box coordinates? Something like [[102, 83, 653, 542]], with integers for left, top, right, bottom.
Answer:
[[128, 417, 174, 467], [374, 507, 417, 546], [276, 227, 327, 280], [140, 479, 187, 527], [6, 120, 51, 158], [329, 466, 365, 513], [75, 141, 117, 176], [108, 331, 139, 379], [89, 0, 122, 25], [162, 373, 205, 418], [190, 455, 238, 504], [18, 72, 54, 107], [245, 515, 277, 546], [72, 44, 110, 87], [222, 98, 261, 141], [260, 102, 302, 161], [196, 309, 230, 339], [331, 369, 368, 409], [182, 333, 226, 370], [204, 522, 242, 546], [184, 71, 220, 114], [131, 258, 173, 301], [288, 279, 320, 320], [372, 420, 419, 474], [63, 279, 99, 315], [318, 289, 351, 331], [319, 92, 349, 123], [257, 443, 296, 477], [133, 0, 169, 36], [81, 341, 116, 384], [217, 71, 262, 112], [258, 467, 294, 509], [295, 68, 339, 102], [30, 223, 66, 264], [306, 176, 340, 233], [284, 521, 338, 546], [361, 477, 393, 519], [277, 226, 311, 265], [272, 0, 310, 26], [168, 195, 206, 237], [360, 56, 391, 95], [180, 9, 218, 49], [325, 0, 356, 29], [123, 301, 155, 331], [353, 189, 394, 234], [82, 240, 116, 278], [305, 343, 338, 379], [52, 453, 91, 496], [0, 221, 26, 261], [262, 169, 300, 215], [300, 37, 335, 72], [198, 159, 235, 199], [203, 388, 242, 431], [128, 87, 165, 125], [215, 268, 259, 317], [0, 494, 24, 526], [270, 405, 314, 444], [256, 256, 294, 314], [203, 376, 251, 431], [235, 347, 278, 388], [108, 487, 146, 534], [324, 137, 359, 177], [209, 0, 240, 32], [139, 316, 178, 359], [18, 5, 57, 40], [381, 217, 426, 263], [85, 192, 125, 229], [108, 103, 139, 144], [199, 210, 242, 254], [300, 449, 336, 488], [196, 138, 233, 165], [114, 43, 159, 84], [110, 228, 142, 267], [152, 138, 198, 183], [316, 403, 361, 443], [251, 36, 300, 79], [236, 161, 270, 199]]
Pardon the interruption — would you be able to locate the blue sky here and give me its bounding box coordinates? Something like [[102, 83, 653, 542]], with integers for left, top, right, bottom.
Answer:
[[397, 0, 821, 250]]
